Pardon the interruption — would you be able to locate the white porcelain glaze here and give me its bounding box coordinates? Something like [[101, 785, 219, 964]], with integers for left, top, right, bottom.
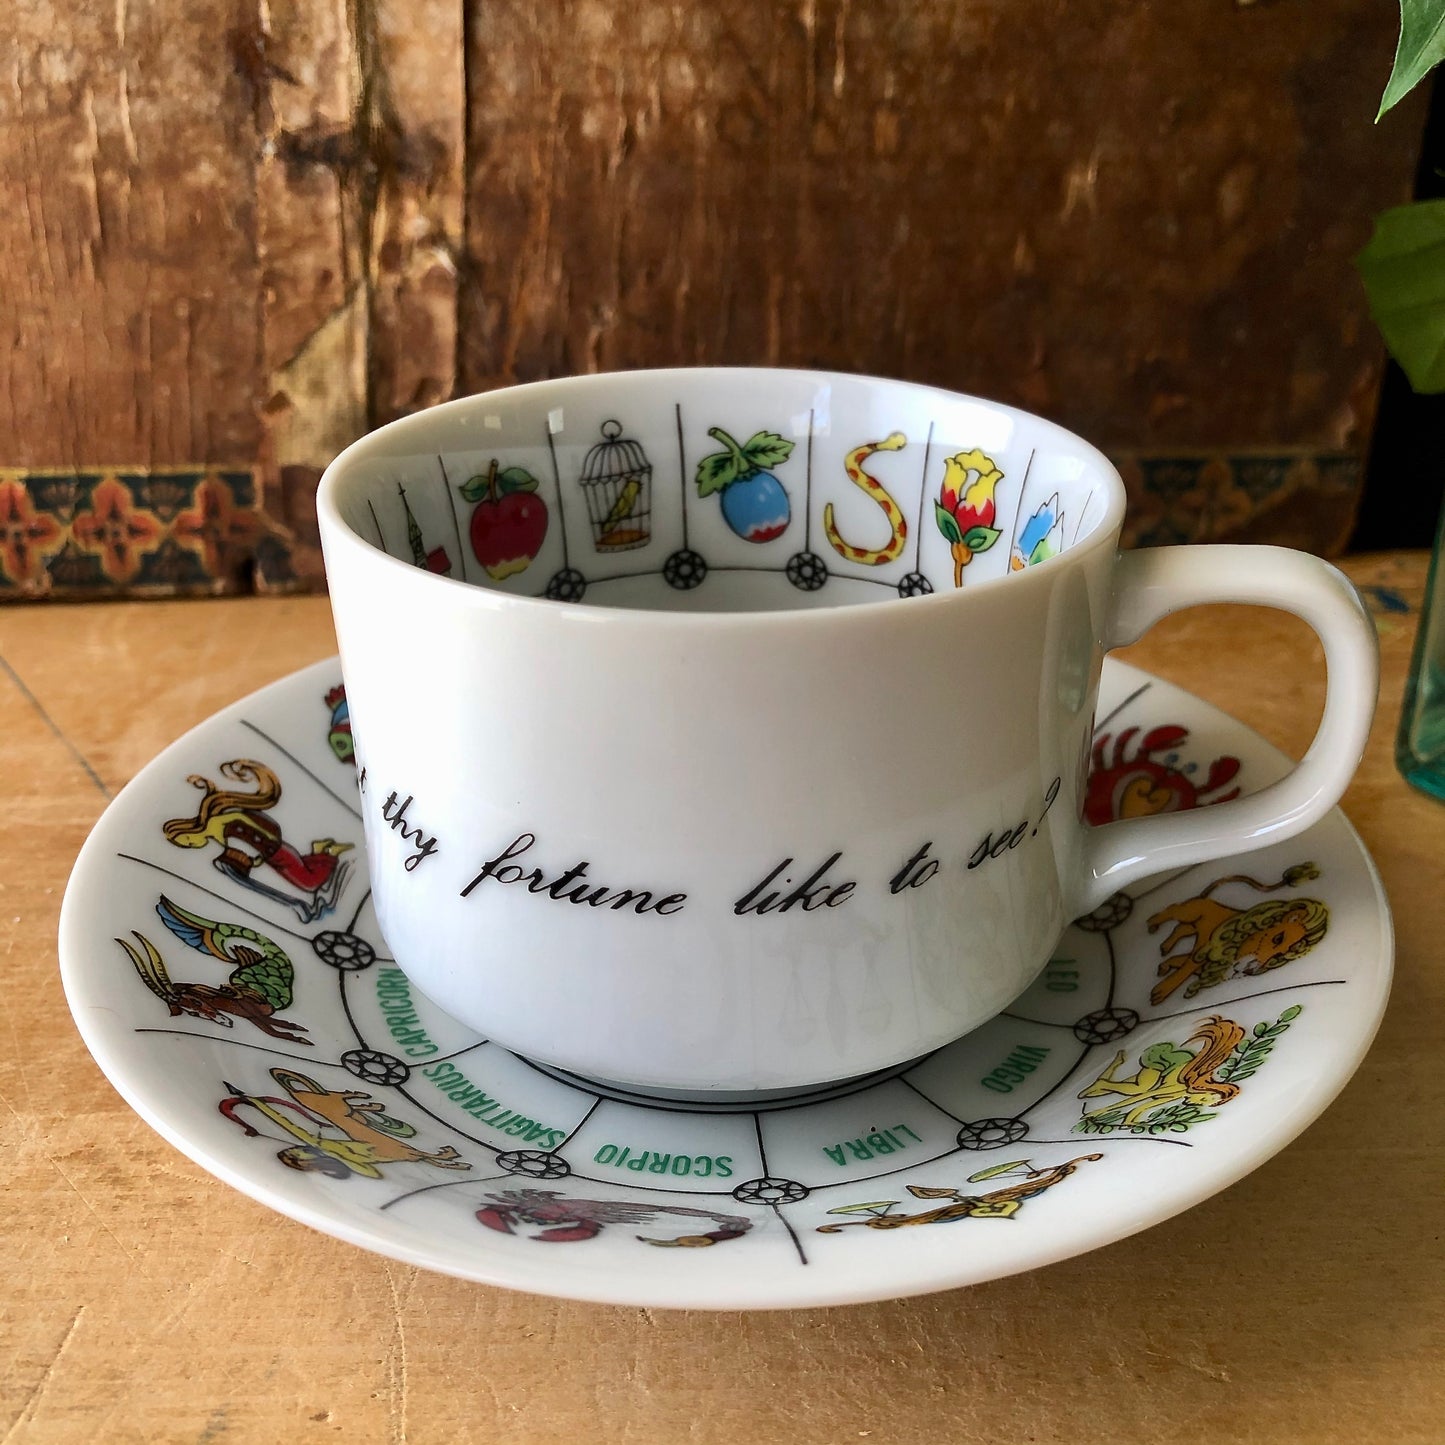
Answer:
[[316, 369, 1378, 1091], [58, 659, 1392, 1309]]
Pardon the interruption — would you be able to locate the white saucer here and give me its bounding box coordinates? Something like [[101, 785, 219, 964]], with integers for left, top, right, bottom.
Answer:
[[59, 658, 1392, 1309]]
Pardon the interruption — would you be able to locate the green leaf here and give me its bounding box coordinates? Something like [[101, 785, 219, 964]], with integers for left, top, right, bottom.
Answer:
[[934, 503, 963, 544], [496, 466, 539, 494], [963, 524, 1002, 553], [459, 474, 491, 502], [1279, 1004, 1302, 1022], [1357, 198, 1445, 393], [1378, 0, 1445, 118], [695, 450, 742, 497], [741, 431, 795, 470]]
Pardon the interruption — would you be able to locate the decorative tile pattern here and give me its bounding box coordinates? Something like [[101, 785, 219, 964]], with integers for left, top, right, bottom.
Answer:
[[0, 468, 273, 597]]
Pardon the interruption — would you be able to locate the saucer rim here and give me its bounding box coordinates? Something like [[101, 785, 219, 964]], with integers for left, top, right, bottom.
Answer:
[[58, 657, 1394, 1310]]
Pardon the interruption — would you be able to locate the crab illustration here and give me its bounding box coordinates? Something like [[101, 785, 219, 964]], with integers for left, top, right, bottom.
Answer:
[[1084, 725, 1241, 827]]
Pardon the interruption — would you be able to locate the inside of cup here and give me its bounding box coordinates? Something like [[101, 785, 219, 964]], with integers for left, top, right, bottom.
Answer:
[[327, 370, 1121, 612]]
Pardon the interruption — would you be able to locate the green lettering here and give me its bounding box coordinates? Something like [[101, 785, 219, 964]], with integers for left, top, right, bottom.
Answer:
[[825, 1145, 846, 1166], [595, 1144, 618, 1164], [694, 1157, 713, 1178], [625, 1152, 651, 1171], [845, 1139, 873, 1160], [648, 1154, 672, 1174], [716, 1157, 733, 1178], [670, 1156, 691, 1176]]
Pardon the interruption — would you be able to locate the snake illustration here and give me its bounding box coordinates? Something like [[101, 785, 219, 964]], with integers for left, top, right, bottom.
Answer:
[[824, 431, 909, 566]]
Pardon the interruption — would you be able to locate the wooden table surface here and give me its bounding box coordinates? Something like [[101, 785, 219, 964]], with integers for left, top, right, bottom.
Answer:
[[3, 553, 1442, 1445]]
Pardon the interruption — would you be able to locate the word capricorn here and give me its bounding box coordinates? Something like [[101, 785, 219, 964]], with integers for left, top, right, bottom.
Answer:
[[460, 833, 687, 916]]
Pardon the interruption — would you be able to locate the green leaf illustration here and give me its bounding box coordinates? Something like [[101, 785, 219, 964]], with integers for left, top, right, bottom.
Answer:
[[963, 524, 1003, 553], [741, 431, 795, 470], [459, 473, 492, 502], [496, 466, 539, 494], [1218, 1007, 1301, 1085], [1355, 198, 1445, 393], [934, 503, 963, 545], [1377, 0, 1445, 119], [695, 450, 742, 497]]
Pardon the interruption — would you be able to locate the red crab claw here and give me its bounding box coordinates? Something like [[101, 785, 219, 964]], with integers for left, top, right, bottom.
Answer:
[[474, 1206, 517, 1234], [534, 1221, 602, 1242], [1091, 733, 1109, 769], [1141, 725, 1188, 754], [1201, 756, 1241, 797], [1110, 726, 1139, 764]]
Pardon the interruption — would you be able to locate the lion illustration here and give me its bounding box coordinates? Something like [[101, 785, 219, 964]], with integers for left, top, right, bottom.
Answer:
[[1147, 865, 1328, 1007]]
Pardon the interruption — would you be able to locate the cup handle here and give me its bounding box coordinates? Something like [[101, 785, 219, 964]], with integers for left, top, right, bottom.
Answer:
[[1073, 545, 1378, 915]]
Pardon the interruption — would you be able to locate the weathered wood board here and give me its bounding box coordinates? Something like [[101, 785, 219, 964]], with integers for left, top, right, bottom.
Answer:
[[0, 0, 1427, 596]]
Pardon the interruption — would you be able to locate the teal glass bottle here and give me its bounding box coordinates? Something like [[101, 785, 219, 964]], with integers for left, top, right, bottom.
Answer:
[[1398, 502, 1445, 800]]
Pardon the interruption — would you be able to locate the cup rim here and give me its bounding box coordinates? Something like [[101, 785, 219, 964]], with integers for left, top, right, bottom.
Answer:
[[316, 365, 1127, 627]]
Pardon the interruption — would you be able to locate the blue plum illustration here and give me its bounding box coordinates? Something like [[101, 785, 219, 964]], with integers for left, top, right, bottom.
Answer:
[[695, 427, 795, 543]]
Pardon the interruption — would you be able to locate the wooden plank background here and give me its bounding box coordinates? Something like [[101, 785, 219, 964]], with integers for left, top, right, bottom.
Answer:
[[0, 0, 1429, 598]]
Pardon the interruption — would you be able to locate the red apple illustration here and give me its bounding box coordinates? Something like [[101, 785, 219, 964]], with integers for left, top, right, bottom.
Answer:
[[460, 459, 549, 580]]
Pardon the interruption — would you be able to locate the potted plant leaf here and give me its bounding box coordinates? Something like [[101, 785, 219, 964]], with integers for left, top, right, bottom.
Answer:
[[1356, 1, 1445, 797]]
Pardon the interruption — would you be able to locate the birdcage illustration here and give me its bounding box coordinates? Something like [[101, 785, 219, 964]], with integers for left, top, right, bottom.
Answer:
[[578, 420, 653, 552]]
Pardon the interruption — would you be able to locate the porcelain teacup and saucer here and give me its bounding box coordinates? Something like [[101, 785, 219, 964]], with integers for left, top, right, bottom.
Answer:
[[60, 370, 1390, 1307]]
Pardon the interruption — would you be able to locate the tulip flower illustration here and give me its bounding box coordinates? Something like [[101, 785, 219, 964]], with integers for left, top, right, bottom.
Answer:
[[934, 448, 1005, 588]]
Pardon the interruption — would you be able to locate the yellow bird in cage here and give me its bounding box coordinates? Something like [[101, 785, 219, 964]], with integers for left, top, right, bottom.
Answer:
[[597, 476, 646, 546]]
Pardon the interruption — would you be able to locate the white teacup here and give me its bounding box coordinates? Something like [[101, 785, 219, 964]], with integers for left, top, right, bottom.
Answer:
[[317, 368, 1377, 1092]]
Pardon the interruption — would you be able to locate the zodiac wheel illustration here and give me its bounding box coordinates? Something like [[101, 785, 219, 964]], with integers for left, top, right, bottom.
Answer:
[[341, 1048, 411, 1086], [1074, 893, 1133, 932], [545, 568, 588, 603], [785, 551, 829, 591], [497, 1151, 572, 1180], [955, 1117, 1029, 1150], [662, 548, 708, 590], [732, 1177, 810, 1205], [1073, 1007, 1140, 1045], [311, 930, 377, 971]]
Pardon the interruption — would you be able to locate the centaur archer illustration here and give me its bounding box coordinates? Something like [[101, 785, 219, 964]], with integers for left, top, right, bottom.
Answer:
[[220, 1068, 470, 1180], [163, 760, 353, 923]]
